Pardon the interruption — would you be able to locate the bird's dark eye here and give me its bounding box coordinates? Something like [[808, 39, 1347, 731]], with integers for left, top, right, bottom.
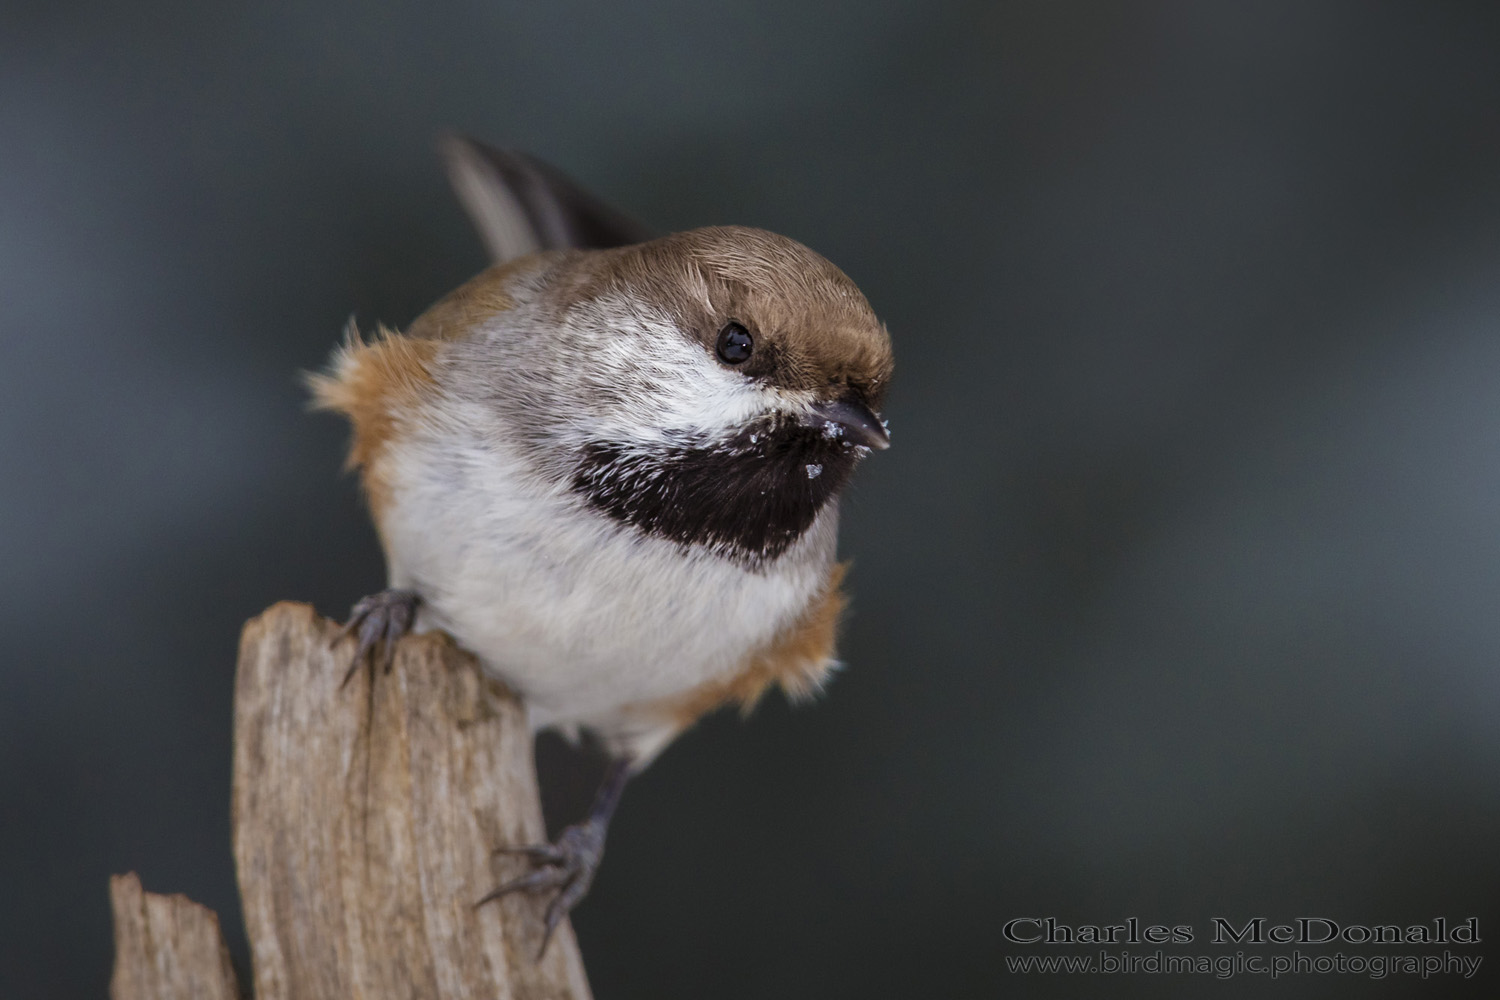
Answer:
[[716, 322, 754, 364]]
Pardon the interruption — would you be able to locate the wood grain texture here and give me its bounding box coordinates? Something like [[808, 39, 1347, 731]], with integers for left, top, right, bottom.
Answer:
[[109, 872, 240, 1000], [231, 601, 592, 1000]]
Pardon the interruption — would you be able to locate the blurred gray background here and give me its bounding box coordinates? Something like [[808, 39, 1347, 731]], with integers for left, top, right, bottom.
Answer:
[[4, 1, 1500, 997]]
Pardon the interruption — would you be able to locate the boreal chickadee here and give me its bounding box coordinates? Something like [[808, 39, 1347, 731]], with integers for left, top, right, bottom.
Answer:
[[309, 137, 893, 952]]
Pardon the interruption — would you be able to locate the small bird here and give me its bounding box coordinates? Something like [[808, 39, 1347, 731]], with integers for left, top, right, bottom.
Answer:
[[309, 137, 893, 951]]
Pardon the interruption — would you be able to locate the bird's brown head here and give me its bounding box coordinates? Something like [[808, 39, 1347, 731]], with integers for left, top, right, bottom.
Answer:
[[599, 226, 892, 431], [520, 225, 894, 565]]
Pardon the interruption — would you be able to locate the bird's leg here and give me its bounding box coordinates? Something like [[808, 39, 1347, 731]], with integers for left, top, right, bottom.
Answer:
[[335, 588, 420, 686], [479, 756, 632, 958]]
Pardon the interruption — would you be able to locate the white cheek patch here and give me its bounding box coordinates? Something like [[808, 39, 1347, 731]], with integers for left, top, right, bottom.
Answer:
[[564, 295, 809, 444]]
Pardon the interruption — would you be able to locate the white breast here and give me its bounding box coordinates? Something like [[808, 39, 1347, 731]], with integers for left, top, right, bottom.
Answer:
[[376, 407, 838, 742]]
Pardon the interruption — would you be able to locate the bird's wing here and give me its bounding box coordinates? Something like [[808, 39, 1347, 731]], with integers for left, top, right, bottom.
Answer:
[[439, 135, 654, 262]]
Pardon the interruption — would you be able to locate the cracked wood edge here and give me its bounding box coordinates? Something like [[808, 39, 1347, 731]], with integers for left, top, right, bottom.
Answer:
[[109, 872, 241, 1000]]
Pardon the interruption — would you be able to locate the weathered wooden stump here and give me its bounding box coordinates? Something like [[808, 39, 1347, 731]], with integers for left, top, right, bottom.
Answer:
[[110, 601, 592, 1000]]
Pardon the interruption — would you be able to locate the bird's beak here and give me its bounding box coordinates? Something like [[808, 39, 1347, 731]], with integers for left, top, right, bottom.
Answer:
[[807, 399, 891, 450]]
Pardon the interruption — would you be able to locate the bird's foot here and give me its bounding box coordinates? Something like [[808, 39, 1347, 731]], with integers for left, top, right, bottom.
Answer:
[[479, 817, 607, 959], [335, 588, 420, 687]]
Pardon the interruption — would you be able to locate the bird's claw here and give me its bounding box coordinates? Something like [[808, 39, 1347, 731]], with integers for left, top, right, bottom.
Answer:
[[478, 819, 606, 960], [335, 588, 420, 687]]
